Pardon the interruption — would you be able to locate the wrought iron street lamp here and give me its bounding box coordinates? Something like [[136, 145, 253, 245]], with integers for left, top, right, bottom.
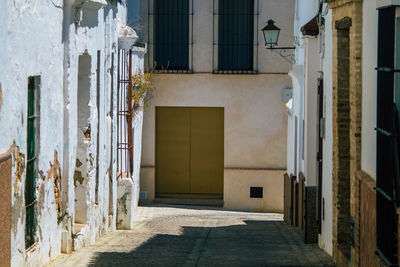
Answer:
[[261, 19, 295, 63]]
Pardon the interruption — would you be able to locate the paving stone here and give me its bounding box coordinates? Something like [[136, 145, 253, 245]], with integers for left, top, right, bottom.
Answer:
[[46, 204, 335, 267]]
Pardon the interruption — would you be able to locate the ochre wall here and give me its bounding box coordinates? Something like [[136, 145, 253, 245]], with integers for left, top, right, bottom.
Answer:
[[0, 149, 12, 267], [140, 74, 289, 212], [223, 169, 284, 213]]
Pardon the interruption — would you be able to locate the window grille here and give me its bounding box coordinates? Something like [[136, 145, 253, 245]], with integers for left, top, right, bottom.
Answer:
[[214, 0, 258, 73], [95, 50, 100, 205], [153, 0, 191, 72], [26, 76, 40, 248], [375, 6, 399, 265]]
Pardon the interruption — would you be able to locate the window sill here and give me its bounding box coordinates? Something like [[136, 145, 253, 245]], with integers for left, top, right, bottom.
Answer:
[[151, 69, 193, 74], [213, 70, 258, 75]]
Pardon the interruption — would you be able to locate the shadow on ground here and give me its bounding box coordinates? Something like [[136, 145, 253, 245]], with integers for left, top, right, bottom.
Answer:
[[88, 220, 335, 267], [139, 203, 271, 213]]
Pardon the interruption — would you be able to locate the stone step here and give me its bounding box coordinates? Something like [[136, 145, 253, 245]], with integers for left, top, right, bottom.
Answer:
[[153, 198, 224, 207]]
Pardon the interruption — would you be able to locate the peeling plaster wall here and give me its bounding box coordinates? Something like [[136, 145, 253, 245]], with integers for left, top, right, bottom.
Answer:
[[0, 0, 65, 266], [0, 0, 133, 266], [116, 46, 145, 229], [62, 0, 127, 252]]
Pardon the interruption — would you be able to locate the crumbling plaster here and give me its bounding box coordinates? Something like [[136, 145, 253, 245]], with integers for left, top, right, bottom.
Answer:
[[116, 45, 146, 229], [0, 0, 140, 266], [0, 1, 65, 266], [62, 0, 128, 252]]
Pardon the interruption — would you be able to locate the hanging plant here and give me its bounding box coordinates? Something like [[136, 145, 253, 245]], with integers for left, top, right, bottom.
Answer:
[[131, 70, 157, 111]]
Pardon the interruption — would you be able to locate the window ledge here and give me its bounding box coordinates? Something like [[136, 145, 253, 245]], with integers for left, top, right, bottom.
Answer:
[[377, 0, 400, 9], [152, 69, 193, 74], [213, 70, 258, 75]]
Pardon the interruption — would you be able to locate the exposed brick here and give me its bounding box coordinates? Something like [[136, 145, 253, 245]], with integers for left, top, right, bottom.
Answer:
[[329, 1, 363, 265]]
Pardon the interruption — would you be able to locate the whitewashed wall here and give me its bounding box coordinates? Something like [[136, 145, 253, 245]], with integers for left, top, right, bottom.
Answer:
[[361, 0, 378, 180], [303, 37, 319, 186], [116, 46, 146, 229], [62, 0, 128, 252], [320, 7, 333, 256], [0, 1, 64, 266], [0, 0, 138, 266], [287, 0, 319, 180]]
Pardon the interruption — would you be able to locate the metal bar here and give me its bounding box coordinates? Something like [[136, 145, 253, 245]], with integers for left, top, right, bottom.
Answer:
[[127, 50, 134, 176], [267, 46, 296, 50], [191, 0, 194, 71], [375, 67, 400, 73], [256, 0, 259, 72], [375, 248, 397, 266], [26, 156, 37, 163], [213, 0, 215, 72], [375, 127, 400, 137], [25, 199, 37, 208], [374, 186, 395, 202], [148, 0, 151, 70]]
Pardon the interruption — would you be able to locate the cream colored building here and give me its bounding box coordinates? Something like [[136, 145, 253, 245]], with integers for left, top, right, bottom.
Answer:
[[137, 0, 294, 212]]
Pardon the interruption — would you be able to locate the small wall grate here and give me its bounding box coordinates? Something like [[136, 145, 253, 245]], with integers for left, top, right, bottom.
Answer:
[[250, 187, 263, 198], [140, 191, 148, 200]]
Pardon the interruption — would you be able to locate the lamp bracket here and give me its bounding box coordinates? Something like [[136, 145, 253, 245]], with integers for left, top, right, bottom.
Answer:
[[266, 46, 295, 64]]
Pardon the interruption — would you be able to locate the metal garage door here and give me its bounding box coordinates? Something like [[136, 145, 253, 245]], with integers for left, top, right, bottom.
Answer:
[[156, 107, 224, 198]]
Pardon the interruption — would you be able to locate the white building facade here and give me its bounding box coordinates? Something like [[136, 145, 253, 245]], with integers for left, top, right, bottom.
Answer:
[[287, 0, 334, 255], [0, 1, 144, 266], [137, 0, 294, 212]]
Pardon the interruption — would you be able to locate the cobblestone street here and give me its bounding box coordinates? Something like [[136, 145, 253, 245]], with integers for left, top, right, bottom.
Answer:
[[47, 204, 335, 267]]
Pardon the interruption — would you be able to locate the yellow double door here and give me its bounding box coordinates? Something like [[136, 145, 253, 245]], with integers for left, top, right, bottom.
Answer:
[[156, 107, 224, 199]]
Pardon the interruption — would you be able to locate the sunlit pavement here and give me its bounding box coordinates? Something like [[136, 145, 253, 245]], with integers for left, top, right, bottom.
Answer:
[[46, 204, 335, 267]]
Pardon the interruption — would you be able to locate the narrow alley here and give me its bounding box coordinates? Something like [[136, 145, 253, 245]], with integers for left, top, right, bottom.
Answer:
[[46, 204, 335, 267]]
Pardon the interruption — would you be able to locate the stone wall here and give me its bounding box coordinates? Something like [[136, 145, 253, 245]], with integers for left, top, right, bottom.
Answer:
[[328, 0, 363, 265]]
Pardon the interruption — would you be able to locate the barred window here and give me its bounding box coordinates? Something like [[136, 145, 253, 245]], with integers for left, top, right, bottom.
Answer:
[[26, 76, 40, 249], [375, 6, 399, 265], [218, 0, 254, 71], [154, 0, 189, 70]]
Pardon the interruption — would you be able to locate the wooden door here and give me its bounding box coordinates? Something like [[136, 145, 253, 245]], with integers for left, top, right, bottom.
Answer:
[[156, 107, 224, 198], [156, 107, 191, 194]]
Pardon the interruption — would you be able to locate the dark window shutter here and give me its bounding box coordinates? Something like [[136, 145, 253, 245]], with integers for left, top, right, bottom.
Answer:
[[154, 0, 189, 70], [218, 0, 254, 71], [376, 6, 398, 265]]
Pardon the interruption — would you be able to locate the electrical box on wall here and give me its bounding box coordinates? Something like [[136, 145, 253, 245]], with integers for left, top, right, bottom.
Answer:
[[284, 88, 292, 103]]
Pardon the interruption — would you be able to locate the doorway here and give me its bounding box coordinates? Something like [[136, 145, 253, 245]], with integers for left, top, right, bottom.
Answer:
[[74, 53, 91, 225], [156, 107, 224, 199]]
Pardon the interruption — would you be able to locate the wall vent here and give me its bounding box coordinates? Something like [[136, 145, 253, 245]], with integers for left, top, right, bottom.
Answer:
[[250, 187, 263, 198]]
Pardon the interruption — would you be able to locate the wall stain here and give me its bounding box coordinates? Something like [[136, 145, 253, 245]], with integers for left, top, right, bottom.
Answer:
[[13, 144, 25, 196], [48, 151, 62, 217], [75, 159, 83, 168], [74, 170, 84, 186]]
